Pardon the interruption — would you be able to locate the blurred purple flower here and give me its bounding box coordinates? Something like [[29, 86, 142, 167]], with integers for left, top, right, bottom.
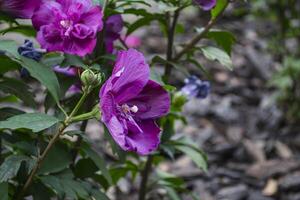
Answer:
[[18, 40, 43, 61], [0, 0, 41, 18], [105, 14, 123, 53], [54, 66, 77, 76], [18, 40, 43, 77], [124, 35, 141, 48], [194, 0, 216, 10], [100, 49, 170, 155], [32, 0, 103, 57], [181, 76, 210, 99]]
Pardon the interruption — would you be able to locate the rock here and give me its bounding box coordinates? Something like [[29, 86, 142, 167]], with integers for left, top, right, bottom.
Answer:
[[247, 160, 300, 180], [247, 191, 275, 200], [285, 193, 300, 200], [216, 184, 248, 200], [279, 174, 300, 192], [243, 139, 266, 163], [262, 179, 278, 196]]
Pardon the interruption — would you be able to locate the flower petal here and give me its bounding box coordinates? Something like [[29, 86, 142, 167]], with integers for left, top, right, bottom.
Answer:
[[1, 0, 41, 19], [127, 80, 170, 119], [194, 0, 216, 10], [109, 49, 150, 103], [100, 92, 129, 150], [125, 120, 161, 155], [32, 1, 64, 29]]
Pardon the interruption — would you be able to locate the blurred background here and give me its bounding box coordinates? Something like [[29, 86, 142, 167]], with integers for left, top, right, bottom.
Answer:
[[1, 0, 300, 200]]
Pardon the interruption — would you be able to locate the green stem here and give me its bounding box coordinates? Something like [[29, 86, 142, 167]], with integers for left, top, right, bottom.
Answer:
[[163, 9, 180, 83], [16, 87, 92, 200], [173, 2, 228, 62], [138, 155, 153, 200], [69, 107, 100, 123], [66, 87, 91, 123]]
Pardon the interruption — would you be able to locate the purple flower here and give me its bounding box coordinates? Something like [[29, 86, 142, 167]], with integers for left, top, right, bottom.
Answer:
[[18, 40, 43, 61], [0, 0, 41, 19], [100, 49, 170, 155], [123, 35, 141, 49], [54, 66, 78, 76], [105, 15, 123, 53], [32, 0, 103, 57], [18, 40, 43, 77], [194, 0, 216, 10], [181, 76, 210, 99]]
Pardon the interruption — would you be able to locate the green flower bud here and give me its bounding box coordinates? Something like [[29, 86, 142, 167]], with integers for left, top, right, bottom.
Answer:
[[80, 69, 103, 88]]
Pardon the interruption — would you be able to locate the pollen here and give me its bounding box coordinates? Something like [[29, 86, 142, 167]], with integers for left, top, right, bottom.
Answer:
[[130, 105, 139, 113]]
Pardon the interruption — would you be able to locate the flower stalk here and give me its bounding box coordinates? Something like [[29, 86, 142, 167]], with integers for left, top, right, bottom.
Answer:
[[173, 2, 229, 61], [138, 155, 153, 200], [16, 86, 93, 200]]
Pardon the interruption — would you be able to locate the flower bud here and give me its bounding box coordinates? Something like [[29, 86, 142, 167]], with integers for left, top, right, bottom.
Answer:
[[80, 69, 103, 88]]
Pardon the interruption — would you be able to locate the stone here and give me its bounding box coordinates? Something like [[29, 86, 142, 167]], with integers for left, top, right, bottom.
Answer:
[[216, 184, 248, 200]]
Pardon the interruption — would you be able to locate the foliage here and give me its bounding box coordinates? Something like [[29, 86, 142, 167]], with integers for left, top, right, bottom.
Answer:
[[0, 0, 234, 199]]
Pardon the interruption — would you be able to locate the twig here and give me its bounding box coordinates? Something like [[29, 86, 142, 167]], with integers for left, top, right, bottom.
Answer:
[[138, 155, 153, 200], [16, 88, 91, 199], [163, 9, 180, 82], [173, 3, 228, 62]]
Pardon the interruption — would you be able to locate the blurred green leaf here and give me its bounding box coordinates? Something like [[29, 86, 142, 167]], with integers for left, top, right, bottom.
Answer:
[[0, 25, 36, 37], [201, 46, 233, 70], [0, 78, 37, 108], [211, 0, 228, 19], [0, 182, 8, 200], [38, 142, 72, 174], [21, 57, 61, 103], [81, 143, 113, 185]]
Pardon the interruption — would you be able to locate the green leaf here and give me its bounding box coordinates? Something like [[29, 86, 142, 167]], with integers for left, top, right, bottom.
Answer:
[[201, 46, 233, 70], [165, 187, 181, 200], [0, 107, 24, 121], [38, 142, 72, 174], [0, 40, 61, 103], [40, 176, 65, 198], [0, 182, 8, 200], [211, 0, 228, 19], [174, 145, 207, 172], [0, 55, 21, 74], [0, 40, 20, 58], [81, 143, 113, 185], [203, 29, 236, 55], [0, 78, 37, 108], [21, 57, 61, 103], [0, 25, 36, 37], [0, 155, 34, 182], [0, 113, 60, 132], [91, 189, 110, 200], [41, 52, 65, 67]]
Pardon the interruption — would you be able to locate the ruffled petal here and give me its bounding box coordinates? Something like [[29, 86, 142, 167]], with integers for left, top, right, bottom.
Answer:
[[36, 25, 63, 52], [127, 80, 170, 119], [1, 0, 41, 19], [80, 6, 103, 32], [125, 120, 161, 155], [32, 1, 64, 30]]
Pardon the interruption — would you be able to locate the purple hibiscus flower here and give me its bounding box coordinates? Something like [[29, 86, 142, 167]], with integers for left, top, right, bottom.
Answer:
[[100, 49, 170, 155], [105, 14, 123, 53], [194, 0, 216, 10], [32, 0, 103, 57], [0, 0, 41, 19]]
